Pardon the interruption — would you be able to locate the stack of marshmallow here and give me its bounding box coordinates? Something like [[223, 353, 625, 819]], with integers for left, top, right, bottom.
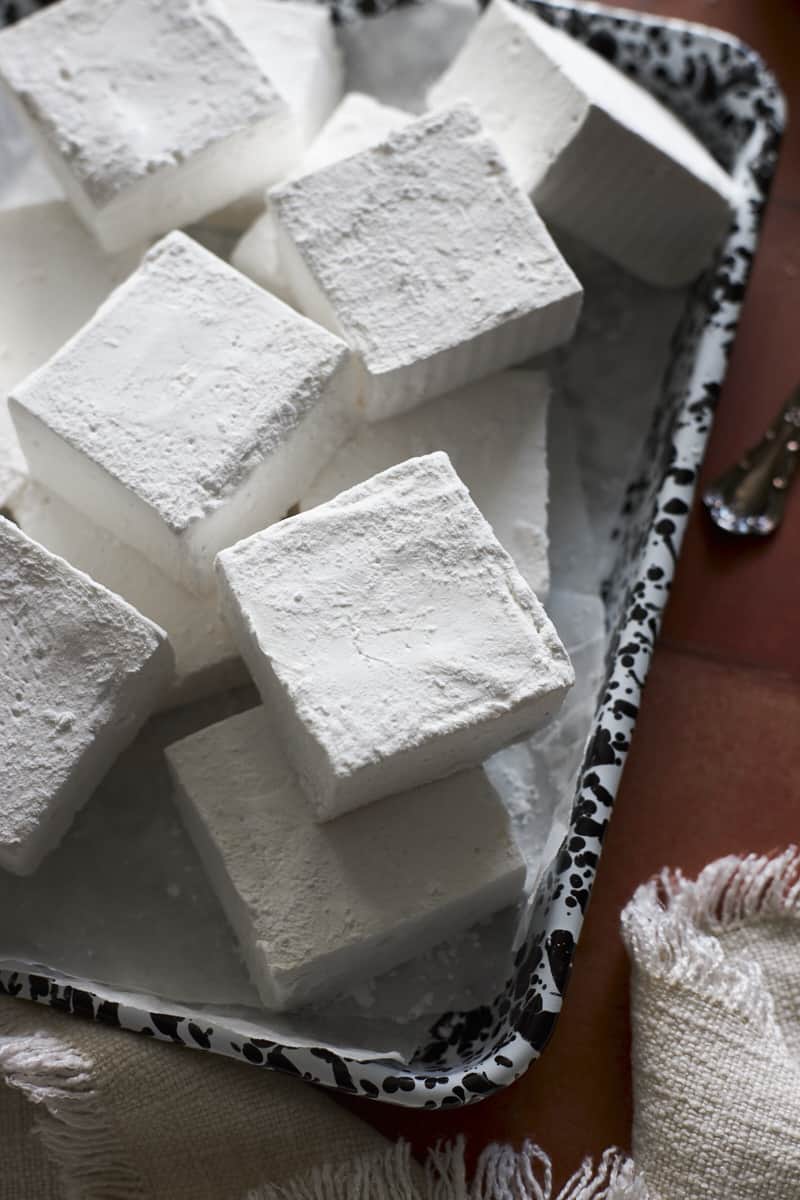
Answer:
[[0, 0, 736, 1010]]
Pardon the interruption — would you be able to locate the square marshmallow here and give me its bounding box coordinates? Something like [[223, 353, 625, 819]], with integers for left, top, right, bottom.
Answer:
[[10, 232, 357, 596], [270, 104, 583, 420], [428, 0, 736, 287], [166, 706, 525, 1011], [217, 452, 574, 821], [0, 201, 142, 513], [302, 368, 551, 600], [232, 92, 412, 304], [0, 0, 298, 252], [13, 484, 244, 709], [0, 517, 173, 875]]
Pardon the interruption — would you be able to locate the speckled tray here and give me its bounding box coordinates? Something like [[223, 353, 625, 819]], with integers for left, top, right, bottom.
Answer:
[[0, 0, 785, 1107]]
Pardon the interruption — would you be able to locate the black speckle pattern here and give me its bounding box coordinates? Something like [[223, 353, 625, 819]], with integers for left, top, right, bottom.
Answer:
[[0, 0, 783, 1110], [149, 1013, 185, 1043]]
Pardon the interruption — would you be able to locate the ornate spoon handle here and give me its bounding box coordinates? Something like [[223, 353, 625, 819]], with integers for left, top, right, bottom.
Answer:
[[703, 385, 800, 535]]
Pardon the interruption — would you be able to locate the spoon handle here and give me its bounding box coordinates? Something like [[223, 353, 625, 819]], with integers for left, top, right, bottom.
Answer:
[[703, 385, 800, 535]]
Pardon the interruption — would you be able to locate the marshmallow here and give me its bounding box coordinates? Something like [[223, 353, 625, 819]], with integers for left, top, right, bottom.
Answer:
[[13, 483, 243, 709], [302, 368, 550, 599], [223, 0, 343, 146], [0, 201, 141, 513], [165, 706, 525, 1011], [232, 93, 412, 303], [428, 0, 736, 287], [217, 452, 574, 821], [10, 232, 357, 596], [0, 0, 298, 252], [0, 517, 173, 875], [270, 105, 583, 420]]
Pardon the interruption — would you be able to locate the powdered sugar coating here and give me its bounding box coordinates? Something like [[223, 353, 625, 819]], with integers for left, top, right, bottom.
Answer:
[[428, 0, 736, 286], [0, 0, 297, 250], [13, 483, 242, 709], [232, 92, 412, 303], [270, 104, 583, 419], [10, 232, 357, 595], [301, 368, 550, 599], [217, 452, 573, 820], [166, 706, 525, 1011], [0, 517, 173, 875]]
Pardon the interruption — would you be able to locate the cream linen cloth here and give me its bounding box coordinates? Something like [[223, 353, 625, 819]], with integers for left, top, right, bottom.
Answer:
[[3, 848, 800, 1200]]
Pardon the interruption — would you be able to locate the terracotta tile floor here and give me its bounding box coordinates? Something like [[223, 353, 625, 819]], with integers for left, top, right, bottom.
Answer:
[[344, 1, 800, 1186]]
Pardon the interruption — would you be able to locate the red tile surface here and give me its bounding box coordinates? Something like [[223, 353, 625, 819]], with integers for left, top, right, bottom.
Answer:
[[661, 196, 800, 678], [342, 652, 800, 1188], [343, 0, 800, 1186]]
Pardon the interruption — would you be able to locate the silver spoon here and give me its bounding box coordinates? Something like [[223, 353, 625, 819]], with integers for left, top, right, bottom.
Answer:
[[703, 383, 800, 535]]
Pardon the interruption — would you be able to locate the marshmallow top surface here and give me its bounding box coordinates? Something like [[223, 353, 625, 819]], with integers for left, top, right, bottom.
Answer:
[[301, 368, 550, 599], [0, 516, 170, 844], [270, 104, 581, 374], [11, 232, 351, 537], [217, 452, 573, 782], [0, 0, 287, 208], [166, 706, 524, 983]]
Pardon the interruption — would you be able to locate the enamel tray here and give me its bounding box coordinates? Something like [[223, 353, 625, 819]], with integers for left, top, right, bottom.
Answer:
[[0, 0, 785, 1107]]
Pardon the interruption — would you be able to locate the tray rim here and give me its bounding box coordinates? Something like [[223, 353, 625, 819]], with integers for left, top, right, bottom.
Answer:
[[0, 0, 787, 1107]]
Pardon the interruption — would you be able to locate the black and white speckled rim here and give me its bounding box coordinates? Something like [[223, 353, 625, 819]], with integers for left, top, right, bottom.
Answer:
[[0, 0, 786, 1107]]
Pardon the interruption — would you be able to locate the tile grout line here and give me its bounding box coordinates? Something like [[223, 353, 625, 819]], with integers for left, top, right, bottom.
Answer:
[[655, 636, 800, 688]]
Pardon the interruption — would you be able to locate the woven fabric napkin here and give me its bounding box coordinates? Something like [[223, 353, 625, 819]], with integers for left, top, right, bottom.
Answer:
[[3, 848, 800, 1199]]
